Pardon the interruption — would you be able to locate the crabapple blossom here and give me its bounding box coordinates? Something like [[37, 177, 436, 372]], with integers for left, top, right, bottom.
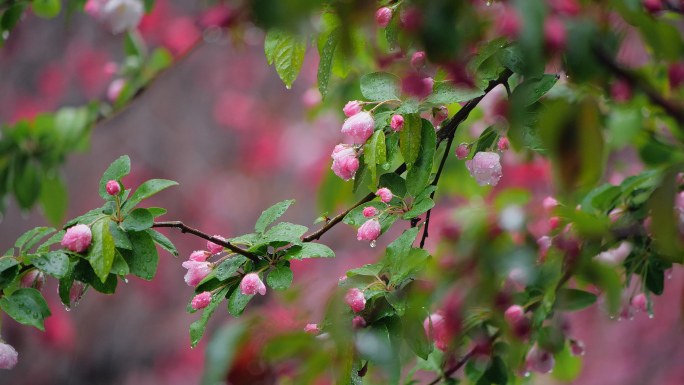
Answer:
[[341, 112, 375, 144], [497, 137, 510, 151], [504, 305, 525, 325], [549, 216, 560, 230], [352, 316, 367, 330], [101, 0, 144, 34], [344, 288, 366, 313], [191, 292, 212, 310], [430, 105, 449, 128], [69, 281, 88, 307], [207, 236, 226, 254], [570, 340, 586, 356], [240, 273, 266, 296], [537, 236, 552, 261], [331, 144, 360, 181], [423, 311, 449, 352], [61, 224, 92, 253], [596, 242, 632, 265], [391, 114, 404, 131], [375, 7, 392, 28], [402, 74, 434, 99], [455, 143, 470, 160], [550, 0, 581, 16], [357, 218, 381, 243], [643, 0, 661, 13], [363, 207, 379, 218], [632, 293, 647, 313], [611, 79, 632, 102], [542, 197, 559, 213], [526, 344, 555, 374], [20, 270, 45, 291], [411, 51, 427, 69], [465, 152, 502, 186], [84, 0, 102, 17], [497, 7, 521, 38], [376, 187, 393, 203], [304, 324, 319, 334], [669, 63, 684, 89], [182, 260, 213, 287], [189, 250, 211, 262], [544, 16, 567, 52], [343, 100, 363, 117], [107, 79, 125, 102], [0, 342, 18, 370], [105, 180, 120, 196]]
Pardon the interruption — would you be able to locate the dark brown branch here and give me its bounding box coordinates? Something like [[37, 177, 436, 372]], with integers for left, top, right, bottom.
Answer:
[[419, 134, 455, 248], [426, 349, 475, 385], [152, 221, 261, 262]]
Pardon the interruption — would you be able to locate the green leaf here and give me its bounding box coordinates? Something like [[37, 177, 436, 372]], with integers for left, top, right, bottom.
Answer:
[[511, 74, 558, 107], [39, 172, 68, 227], [227, 283, 254, 318], [496, 43, 544, 78], [402, 198, 435, 220], [145, 229, 178, 257], [474, 125, 499, 155], [2, 4, 26, 31], [379, 173, 407, 200], [353, 154, 369, 194], [100, 155, 131, 201], [360, 72, 401, 101], [384, 10, 400, 51], [143, 0, 154, 13], [283, 243, 334, 260], [31, 0, 61, 18], [86, 218, 116, 283], [147, 207, 167, 218], [255, 199, 295, 233], [111, 250, 130, 276], [200, 321, 247, 385], [384, 291, 406, 315], [190, 286, 231, 348], [551, 344, 583, 382], [414, 185, 437, 205], [483, 356, 508, 385], [109, 221, 133, 250], [274, 34, 306, 88], [645, 255, 666, 295], [364, 130, 387, 185], [120, 208, 154, 232], [317, 27, 340, 100], [123, 179, 178, 212], [122, 230, 159, 280], [147, 48, 172, 73], [264, 29, 284, 65], [555, 289, 598, 312], [399, 114, 423, 168], [19, 227, 55, 256], [313, 212, 328, 225], [267, 265, 293, 291], [13, 160, 41, 210], [406, 119, 436, 197], [15, 227, 48, 250], [73, 260, 118, 294], [27, 251, 68, 278], [57, 260, 78, 307], [123, 30, 147, 59], [0, 288, 51, 331], [425, 81, 484, 105], [402, 311, 431, 360], [383, 132, 400, 170], [385, 227, 420, 273], [216, 256, 247, 281], [389, 248, 430, 288], [0, 263, 19, 290], [259, 222, 308, 246]]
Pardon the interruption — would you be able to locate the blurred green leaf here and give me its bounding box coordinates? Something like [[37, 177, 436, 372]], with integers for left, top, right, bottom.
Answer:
[[360, 72, 402, 101], [274, 34, 306, 88], [86, 218, 116, 283], [555, 289, 598, 311], [406, 119, 436, 197], [0, 288, 51, 331]]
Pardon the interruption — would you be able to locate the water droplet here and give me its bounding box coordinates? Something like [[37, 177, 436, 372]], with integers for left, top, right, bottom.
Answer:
[[649, 313, 654, 319], [286, 85, 291, 90], [609, 315, 615, 320], [2, 31, 8, 39], [524, 371, 530, 377], [667, 274, 672, 280], [370, 240, 377, 248], [65, 307, 71, 312], [486, 1, 491, 6]]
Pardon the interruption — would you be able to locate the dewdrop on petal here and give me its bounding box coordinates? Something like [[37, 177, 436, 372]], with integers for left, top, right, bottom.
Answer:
[[465, 152, 502, 186], [455, 143, 470, 160], [61, 224, 92, 253], [182, 260, 213, 287], [375, 7, 392, 28], [632, 293, 647, 313], [411, 51, 427, 69], [526, 344, 555, 374], [344, 288, 366, 313], [189, 250, 211, 262], [341, 112, 375, 144], [304, 324, 320, 334], [191, 292, 212, 310], [0, 342, 18, 370], [105, 180, 121, 196], [391, 114, 404, 131], [357, 218, 381, 244], [363, 207, 379, 218], [207, 236, 226, 255], [240, 273, 266, 296], [343, 100, 363, 117], [376, 187, 393, 203]]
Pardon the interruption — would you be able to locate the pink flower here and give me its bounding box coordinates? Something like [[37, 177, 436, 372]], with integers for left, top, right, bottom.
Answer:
[[344, 288, 366, 313], [504, 305, 525, 325], [20, 270, 45, 291], [191, 292, 212, 310], [542, 197, 559, 213], [399, 6, 422, 31], [455, 143, 470, 160], [497, 7, 521, 38], [632, 293, 647, 313], [391, 114, 404, 131], [103, 62, 118, 76], [570, 340, 585, 356], [357, 218, 382, 243], [423, 311, 450, 352], [304, 324, 320, 334], [363, 207, 379, 218], [549, 216, 560, 230], [596, 242, 632, 265], [643, 0, 661, 13], [343, 100, 363, 117], [537, 236, 552, 262], [61, 224, 92, 253], [84, 0, 102, 18], [544, 16, 567, 52], [497, 137, 510, 151], [331, 144, 360, 181], [105, 180, 121, 196], [341, 112, 375, 144], [207, 236, 226, 255], [411, 51, 427, 69], [0, 342, 18, 370], [430, 105, 449, 128], [189, 250, 211, 262], [669, 63, 684, 89], [402, 74, 434, 99], [611, 79, 632, 103], [339, 275, 348, 282], [107, 78, 125, 103], [69, 281, 88, 308], [375, 7, 392, 28], [182, 260, 213, 287], [465, 152, 502, 186], [526, 344, 555, 374], [240, 273, 266, 296], [550, 0, 581, 16], [352, 316, 367, 330], [376, 187, 393, 203]]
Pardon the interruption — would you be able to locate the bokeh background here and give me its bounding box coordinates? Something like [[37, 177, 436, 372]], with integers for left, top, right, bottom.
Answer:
[[0, 1, 683, 384]]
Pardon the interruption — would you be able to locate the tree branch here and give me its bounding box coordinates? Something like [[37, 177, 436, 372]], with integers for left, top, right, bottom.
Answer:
[[152, 221, 261, 262], [419, 134, 455, 248], [426, 348, 475, 385]]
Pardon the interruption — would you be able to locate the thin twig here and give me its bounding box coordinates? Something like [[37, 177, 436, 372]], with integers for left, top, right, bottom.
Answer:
[[419, 134, 455, 248], [152, 221, 260, 262], [426, 349, 475, 385]]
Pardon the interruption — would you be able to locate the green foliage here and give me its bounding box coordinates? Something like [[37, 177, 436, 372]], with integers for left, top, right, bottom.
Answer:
[[255, 199, 296, 233]]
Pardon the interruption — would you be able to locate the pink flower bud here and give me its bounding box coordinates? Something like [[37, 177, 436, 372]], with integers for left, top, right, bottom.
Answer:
[[411, 51, 427, 69], [526, 344, 555, 373], [544, 16, 567, 52], [402, 74, 434, 99], [103, 61, 118, 76], [375, 7, 392, 28], [570, 340, 585, 356], [304, 324, 320, 334], [542, 197, 559, 213], [423, 311, 450, 352], [611, 79, 632, 103], [189, 250, 211, 262], [497, 137, 510, 151], [0, 342, 18, 370], [497, 7, 521, 38], [537, 236, 552, 262], [465, 152, 502, 186], [107, 78, 125, 103], [105, 180, 121, 196], [391, 114, 404, 131], [399, 6, 422, 31], [430, 105, 449, 128], [549, 216, 560, 230], [191, 292, 212, 310], [670, 63, 684, 89], [596, 242, 632, 265], [207, 235, 226, 255], [20, 270, 45, 291], [343, 100, 363, 117], [508, 268, 529, 288], [84, 0, 102, 18], [632, 293, 647, 312], [455, 143, 470, 160], [344, 288, 366, 313], [376, 187, 393, 203], [339, 275, 347, 282], [363, 207, 379, 218], [352, 316, 367, 330], [550, 0, 581, 16], [341, 112, 375, 144], [331, 145, 360, 181], [643, 0, 661, 13], [69, 281, 88, 307], [61, 224, 92, 253], [504, 305, 525, 325], [357, 218, 382, 243], [240, 272, 266, 296], [182, 260, 213, 287], [302, 88, 322, 108]]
